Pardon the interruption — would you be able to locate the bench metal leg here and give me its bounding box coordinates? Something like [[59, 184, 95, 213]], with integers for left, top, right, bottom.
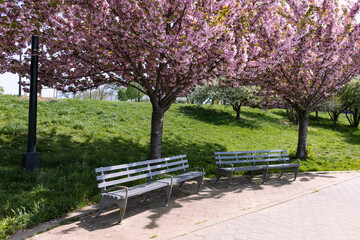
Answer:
[[250, 171, 255, 181], [117, 199, 128, 224], [164, 185, 172, 207], [227, 172, 233, 188], [216, 169, 222, 183], [279, 169, 285, 179], [144, 192, 152, 201], [293, 166, 300, 181], [96, 197, 107, 217], [196, 176, 204, 194], [97, 197, 128, 224], [261, 169, 268, 184], [178, 181, 185, 190]]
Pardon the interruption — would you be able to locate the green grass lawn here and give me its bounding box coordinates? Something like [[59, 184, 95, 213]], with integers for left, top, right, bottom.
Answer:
[[0, 95, 359, 238]]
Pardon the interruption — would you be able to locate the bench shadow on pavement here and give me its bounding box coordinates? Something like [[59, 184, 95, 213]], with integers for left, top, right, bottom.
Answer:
[[72, 172, 335, 233]]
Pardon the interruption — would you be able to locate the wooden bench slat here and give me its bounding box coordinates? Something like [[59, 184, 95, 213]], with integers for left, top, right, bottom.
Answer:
[[214, 150, 287, 155], [95, 154, 187, 173], [96, 160, 188, 181], [267, 163, 300, 169], [264, 157, 290, 162], [216, 157, 289, 165], [102, 181, 170, 199], [98, 164, 190, 188], [215, 153, 288, 160]]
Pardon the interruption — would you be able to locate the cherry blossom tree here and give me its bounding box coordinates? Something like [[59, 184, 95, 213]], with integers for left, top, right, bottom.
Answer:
[[6, 0, 260, 159], [236, 0, 360, 159], [0, 0, 35, 74]]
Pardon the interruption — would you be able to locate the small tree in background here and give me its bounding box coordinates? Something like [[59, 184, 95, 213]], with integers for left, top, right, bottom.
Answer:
[[125, 87, 137, 101], [118, 87, 127, 101], [284, 102, 299, 125], [188, 85, 216, 106], [215, 86, 261, 120], [189, 84, 261, 120], [125, 87, 144, 102], [0, 85, 4, 94], [341, 79, 360, 127], [319, 95, 346, 125]]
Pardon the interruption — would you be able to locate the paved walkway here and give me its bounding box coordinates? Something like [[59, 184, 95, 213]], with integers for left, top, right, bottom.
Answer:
[[10, 171, 360, 240], [175, 174, 360, 240]]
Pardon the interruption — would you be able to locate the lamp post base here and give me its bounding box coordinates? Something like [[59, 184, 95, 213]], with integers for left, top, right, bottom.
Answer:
[[22, 152, 40, 170]]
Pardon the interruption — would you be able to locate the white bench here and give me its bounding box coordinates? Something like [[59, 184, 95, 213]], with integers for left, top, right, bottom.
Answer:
[[95, 154, 204, 223], [214, 150, 300, 187]]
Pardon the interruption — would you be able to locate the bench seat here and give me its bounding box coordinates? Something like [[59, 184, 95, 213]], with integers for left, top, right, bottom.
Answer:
[[267, 163, 300, 169], [220, 165, 268, 172], [101, 180, 170, 200], [159, 171, 204, 185]]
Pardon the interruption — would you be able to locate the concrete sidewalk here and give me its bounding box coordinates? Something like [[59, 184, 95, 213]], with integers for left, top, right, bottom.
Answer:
[[175, 173, 360, 240], [11, 171, 360, 240]]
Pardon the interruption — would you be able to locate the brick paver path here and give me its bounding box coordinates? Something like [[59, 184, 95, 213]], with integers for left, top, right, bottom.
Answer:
[[11, 171, 360, 240], [175, 175, 360, 240]]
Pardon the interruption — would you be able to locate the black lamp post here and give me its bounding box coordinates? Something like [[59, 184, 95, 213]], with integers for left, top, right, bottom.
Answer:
[[18, 54, 22, 97], [22, 36, 40, 170]]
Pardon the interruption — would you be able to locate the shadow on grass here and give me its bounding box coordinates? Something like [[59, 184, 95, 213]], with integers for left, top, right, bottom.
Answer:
[[308, 118, 360, 146], [162, 136, 227, 176], [270, 109, 360, 146], [178, 105, 282, 129], [0, 129, 227, 238], [0, 131, 152, 238]]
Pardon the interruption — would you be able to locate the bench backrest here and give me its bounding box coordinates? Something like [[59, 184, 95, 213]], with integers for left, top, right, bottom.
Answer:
[[214, 150, 289, 166], [95, 155, 189, 190]]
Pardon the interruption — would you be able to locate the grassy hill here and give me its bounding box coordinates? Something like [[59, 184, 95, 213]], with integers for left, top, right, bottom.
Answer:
[[0, 95, 359, 238]]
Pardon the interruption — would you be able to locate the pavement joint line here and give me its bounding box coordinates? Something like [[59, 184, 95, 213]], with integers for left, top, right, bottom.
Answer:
[[170, 172, 360, 240]]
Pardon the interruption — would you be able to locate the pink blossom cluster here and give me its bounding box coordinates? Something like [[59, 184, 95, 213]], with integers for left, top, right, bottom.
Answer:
[[239, 0, 360, 111], [0, 0, 37, 74], [1, 0, 360, 109]]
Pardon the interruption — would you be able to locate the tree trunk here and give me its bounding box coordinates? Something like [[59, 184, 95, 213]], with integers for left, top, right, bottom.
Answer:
[[346, 108, 360, 128], [328, 111, 340, 125], [235, 109, 240, 120], [355, 108, 360, 128], [296, 109, 310, 160], [232, 102, 242, 120], [149, 103, 165, 160], [315, 111, 318, 120]]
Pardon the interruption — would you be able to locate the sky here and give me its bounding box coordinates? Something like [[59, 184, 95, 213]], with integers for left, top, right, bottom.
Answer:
[[0, 72, 20, 95], [0, 72, 55, 97]]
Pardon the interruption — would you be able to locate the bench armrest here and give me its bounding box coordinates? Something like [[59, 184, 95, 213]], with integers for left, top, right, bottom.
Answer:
[[218, 163, 234, 170], [103, 185, 129, 199], [153, 174, 173, 186], [186, 167, 204, 174]]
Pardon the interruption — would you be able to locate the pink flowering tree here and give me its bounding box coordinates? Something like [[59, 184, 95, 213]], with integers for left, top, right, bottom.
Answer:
[[7, 0, 260, 159], [0, 0, 36, 74], [236, 0, 360, 159]]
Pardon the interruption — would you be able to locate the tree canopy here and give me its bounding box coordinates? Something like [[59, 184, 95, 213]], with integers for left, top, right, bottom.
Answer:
[[231, 0, 360, 159], [1, 0, 360, 159]]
